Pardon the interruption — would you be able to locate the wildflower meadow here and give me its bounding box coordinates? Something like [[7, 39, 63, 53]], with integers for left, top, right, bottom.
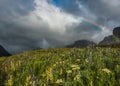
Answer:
[[0, 47, 120, 86]]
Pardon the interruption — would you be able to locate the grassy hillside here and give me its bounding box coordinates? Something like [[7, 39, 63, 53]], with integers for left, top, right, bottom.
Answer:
[[0, 47, 120, 86]]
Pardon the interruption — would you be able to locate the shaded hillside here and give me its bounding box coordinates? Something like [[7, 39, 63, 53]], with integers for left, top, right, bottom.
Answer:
[[97, 43, 120, 48], [66, 40, 96, 48], [0, 45, 11, 57], [99, 35, 119, 45]]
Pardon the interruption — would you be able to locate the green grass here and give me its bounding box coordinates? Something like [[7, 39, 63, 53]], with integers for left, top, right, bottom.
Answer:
[[0, 47, 120, 86]]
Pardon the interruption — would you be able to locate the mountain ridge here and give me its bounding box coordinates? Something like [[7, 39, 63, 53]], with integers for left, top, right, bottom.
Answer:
[[66, 40, 96, 48], [99, 35, 119, 45]]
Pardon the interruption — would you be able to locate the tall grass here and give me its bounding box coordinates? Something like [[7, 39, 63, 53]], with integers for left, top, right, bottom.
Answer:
[[0, 47, 120, 86]]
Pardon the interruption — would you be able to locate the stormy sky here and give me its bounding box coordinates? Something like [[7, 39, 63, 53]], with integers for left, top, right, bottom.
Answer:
[[0, 0, 120, 54]]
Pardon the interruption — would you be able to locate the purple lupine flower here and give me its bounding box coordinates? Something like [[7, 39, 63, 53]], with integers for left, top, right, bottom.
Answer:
[[88, 56, 92, 64], [57, 51, 60, 56], [32, 75, 36, 81], [7, 74, 10, 80], [30, 68, 34, 77], [30, 68, 37, 81], [89, 46, 93, 52], [58, 58, 61, 64]]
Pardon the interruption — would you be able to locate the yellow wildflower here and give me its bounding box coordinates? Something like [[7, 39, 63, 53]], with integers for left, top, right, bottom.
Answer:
[[10, 61, 15, 71], [90, 80, 93, 86], [102, 68, 111, 74], [71, 65, 79, 68], [32, 81, 36, 86], [66, 70, 72, 74], [25, 75, 31, 86], [53, 64, 56, 67], [85, 58, 88, 63], [56, 62, 58, 64], [76, 59, 80, 62], [72, 67, 80, 71], [70, 64, 80, 71], [8, 75, 13, 86], [76, 67, 80, 69], [46, 67, 53, 82], [18, 61, 21, 66], [60, 61, 62, 64], [74, 74, 81, 81], [55, 79, 63, 84], [63, 60, 66, 63], [29, 81, 32, 85], [42, 74, 46, 77], [16, 62, 18, 68], [5, 66, 8, 72], [60, 68, 63, 75]]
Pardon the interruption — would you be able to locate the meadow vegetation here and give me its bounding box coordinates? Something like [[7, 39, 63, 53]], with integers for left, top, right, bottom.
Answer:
[[0, 47, 120, 86]]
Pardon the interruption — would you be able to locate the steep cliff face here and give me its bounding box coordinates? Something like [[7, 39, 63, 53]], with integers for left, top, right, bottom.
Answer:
[[113, 27, 120, 39]]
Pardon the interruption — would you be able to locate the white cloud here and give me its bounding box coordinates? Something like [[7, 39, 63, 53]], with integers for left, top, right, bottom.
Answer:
[[0, 0, 111, 53], [33, 0, 80, 33]]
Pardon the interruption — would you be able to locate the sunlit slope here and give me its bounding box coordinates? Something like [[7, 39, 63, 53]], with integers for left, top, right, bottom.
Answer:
[[0, 48, 120, 86]]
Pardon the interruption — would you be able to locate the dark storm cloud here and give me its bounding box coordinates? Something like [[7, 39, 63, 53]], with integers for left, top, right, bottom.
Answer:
[[0, 0, 115, 54], [0, 23, 49, 53], [0, 0, 34, 22], [0, 0, 35, 53], [86, 0, 120, 29]]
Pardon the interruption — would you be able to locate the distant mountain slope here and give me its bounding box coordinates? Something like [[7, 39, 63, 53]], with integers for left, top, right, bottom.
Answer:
[[99, 35, 119, 45], [0, 45, 11, 57], [66, 40, 96, 48]]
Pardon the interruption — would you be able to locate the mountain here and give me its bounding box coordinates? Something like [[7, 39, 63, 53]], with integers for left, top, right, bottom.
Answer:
[[0, 45, 11, 57], [113, 27, 120, 39], [99, 35, 119, 45], [66, 40, 96, 48]]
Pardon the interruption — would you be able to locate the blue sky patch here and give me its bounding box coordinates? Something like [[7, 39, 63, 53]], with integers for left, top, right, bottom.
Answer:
[[53, 0, 61, 7]]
